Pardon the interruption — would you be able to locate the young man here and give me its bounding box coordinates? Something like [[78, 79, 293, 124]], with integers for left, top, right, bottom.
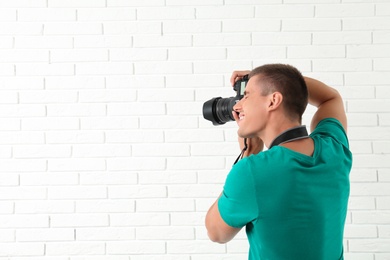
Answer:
[[205, 64, 352, 259]]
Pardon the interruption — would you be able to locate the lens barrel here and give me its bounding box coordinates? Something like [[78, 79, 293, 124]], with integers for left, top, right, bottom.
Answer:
[[202, 96, 237, 125]]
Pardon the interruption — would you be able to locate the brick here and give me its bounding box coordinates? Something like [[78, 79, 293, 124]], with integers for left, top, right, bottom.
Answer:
[[110, 48, 167, 61], [45, 76, 104, 90], [137, 199, 195, 212], [0, 50, 48, 62], [106, 75, 165, 89], [351, 182, 390, 196], [0, 118, 20, 131], [0, 215, 48, 228], [167, 156, 225, 170], [76, 200, 135, 213], [79, 172, 137, 185], [374, 58, 390, 71], [14, 145, 72, 158], [108, 0, 165, 6], [197, 6, 254, 19], [256, 5, 314, 18], [0, 228, 14, 242], [15, 200, 74, 213], [313, 32, 372, 45], [110, 213, 169, 227], [163, 20, 221, 34], [16, 228, 75, 242], [132, 143, 190, 157], [167, 240, 225, 254], [349, 239, 390, 252], [46, 242, 105, 255], [168, 47, 226, 61], [348, 45, 390, 58], [106, 241, 166, 255], [48, 0, 105, 8], [316, 4, 374, 17], [283, 18, 341, 31], [44, 22, 102, 35], [74, 35, 133, 48], [166, 74, 223, 88], [374, 31, 390, 43], [0, 159, 46, 173], [0, 22, 42, 35], [140, 116, 198, 129], [46, 131, 105, 144], [229, 46, 286, 59], [139, 171, 197, 184], [51, 49, 108, 63], [22, 118, 79, 131], [50, 214, 109, 228], [73, 144, 131, 158], [136, 227, 194, 240], [0, 36, 14, 48], [343, 18, 390, 30], [138, 88, 194, 102], [167, 0, 222, 5], [81, 117, 138, 130], [345, 72, 389, 85], [47, 104, 106, 117], [76, 62, 133, 75], [253, 32, 311, 45], [313, 58, 372, 72], [137, 7, 195, 20], [288, 45, 345, 58], [168, 184, 224, 198], [79, 89, 136, 103], [0, 243, 45, 256], [194, 60, 252, 74], [193, 33, 251, 47], [108, 185, 167, 199], [76, 227, 135, 241], [48, 158, 106, 171], [0, 0, 46, 7], [77, 8, 136, 21], [16, 63, 74, 76], [107, 158, 166, 171], [223, 19, 280, 32], [0, 132, 44, 144], [106, 130, 164, 143], [103, 21, 161, 35], [344, 225, 377, 238], [18, 8, 76, 21], [347, 196, 375, 210]]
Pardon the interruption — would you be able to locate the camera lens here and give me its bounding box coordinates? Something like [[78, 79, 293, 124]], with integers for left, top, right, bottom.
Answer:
[[202, 96, 237, 125]]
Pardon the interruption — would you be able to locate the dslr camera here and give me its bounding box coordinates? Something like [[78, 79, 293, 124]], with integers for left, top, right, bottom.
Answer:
[[202, 74, 249, 125]]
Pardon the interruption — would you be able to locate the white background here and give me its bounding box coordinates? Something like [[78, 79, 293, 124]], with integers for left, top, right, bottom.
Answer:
[[0, 0, 389, 259]]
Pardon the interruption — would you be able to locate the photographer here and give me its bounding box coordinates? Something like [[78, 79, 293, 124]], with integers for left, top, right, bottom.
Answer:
[[205, 64, 352, 259]]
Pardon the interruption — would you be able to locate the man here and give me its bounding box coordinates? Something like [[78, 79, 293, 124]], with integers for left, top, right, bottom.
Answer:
[[205, 64, 352, 259]]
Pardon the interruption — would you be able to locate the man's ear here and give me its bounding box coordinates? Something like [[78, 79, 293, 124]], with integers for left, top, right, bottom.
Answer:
[[268, 92, 283, 111]]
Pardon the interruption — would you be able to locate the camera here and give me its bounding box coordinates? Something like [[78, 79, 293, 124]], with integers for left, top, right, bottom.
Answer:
[[202, 74, 249, 125]]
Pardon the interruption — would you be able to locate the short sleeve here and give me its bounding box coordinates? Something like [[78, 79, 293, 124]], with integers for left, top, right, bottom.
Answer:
[[311, 118, 349, 148], [218, 158, 258, 228]]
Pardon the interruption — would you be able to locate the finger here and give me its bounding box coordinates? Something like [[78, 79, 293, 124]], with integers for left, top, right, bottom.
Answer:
[[232, 110, 239, 122]]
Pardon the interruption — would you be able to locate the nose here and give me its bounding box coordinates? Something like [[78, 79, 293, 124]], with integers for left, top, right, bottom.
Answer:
[[233, 99, 242, 112]]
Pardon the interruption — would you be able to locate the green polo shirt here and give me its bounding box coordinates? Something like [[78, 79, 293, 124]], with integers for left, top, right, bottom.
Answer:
[[218, 118, 352, 260]]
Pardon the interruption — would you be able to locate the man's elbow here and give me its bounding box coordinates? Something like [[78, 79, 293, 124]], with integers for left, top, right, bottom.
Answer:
[[207, 230, 230, 244]]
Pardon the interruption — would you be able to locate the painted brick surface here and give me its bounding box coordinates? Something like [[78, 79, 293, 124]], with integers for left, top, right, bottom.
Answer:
[[0, 1, 389, 259]]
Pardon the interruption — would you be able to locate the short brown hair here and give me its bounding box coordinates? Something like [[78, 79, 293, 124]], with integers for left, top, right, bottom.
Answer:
[[249, 64, 308, 122]]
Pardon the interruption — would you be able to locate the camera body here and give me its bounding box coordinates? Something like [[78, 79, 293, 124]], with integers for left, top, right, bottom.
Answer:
[[202, 74, 249, 125]]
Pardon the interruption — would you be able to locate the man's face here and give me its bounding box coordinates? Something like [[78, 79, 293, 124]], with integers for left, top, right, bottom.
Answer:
[[233, 76, 270, 138]]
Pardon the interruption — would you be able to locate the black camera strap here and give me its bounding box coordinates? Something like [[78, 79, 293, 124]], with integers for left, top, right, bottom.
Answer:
[[233, 125, 308, 165], [269, 125, 308, 149]]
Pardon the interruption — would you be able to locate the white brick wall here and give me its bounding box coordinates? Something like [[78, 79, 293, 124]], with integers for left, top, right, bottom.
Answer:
[[0, 1, 389, 259]]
